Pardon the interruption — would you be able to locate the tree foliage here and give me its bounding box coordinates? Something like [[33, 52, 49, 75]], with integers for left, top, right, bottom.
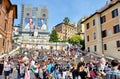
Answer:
[[49, 29, 58, 42], [80, 40, 85, 50], [63, 17, 70, 25], [14, 36, 19, 42], [68, 35, 85, 50], [68, 35, 82, 44]]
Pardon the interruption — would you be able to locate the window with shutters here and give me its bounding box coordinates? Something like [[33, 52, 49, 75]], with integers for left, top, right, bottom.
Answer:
[[112, 9, 118, 18], [86, 23, 89, 29], [116, 41, 120, 48], [94, 45, 97, 52], [104, 44, 107, 50], [100, 16, 106, 24], [102, 30, 107, 38], [113, 24, 119, 34], [93, 32, 96, 40], [93, 19, 95, 26], [87, 35, 89, 42]]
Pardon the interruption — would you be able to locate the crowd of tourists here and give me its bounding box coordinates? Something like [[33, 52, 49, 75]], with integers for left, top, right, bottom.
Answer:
[[0, 47, 120, 79]]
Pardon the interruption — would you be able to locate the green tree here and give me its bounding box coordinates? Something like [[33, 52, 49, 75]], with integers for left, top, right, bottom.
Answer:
[[68, 35, 82, 44], [80, 39, 85, 50], [49, 29, 58, 42], [63, 17, 70, 25], [14, 36, 19, 42], [68, 35, 85, 50]]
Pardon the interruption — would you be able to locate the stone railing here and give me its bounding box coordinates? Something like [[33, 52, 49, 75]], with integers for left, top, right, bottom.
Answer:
[[0, 46, 20, 59]]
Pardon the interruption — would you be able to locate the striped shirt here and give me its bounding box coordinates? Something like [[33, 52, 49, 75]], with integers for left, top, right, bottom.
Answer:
[[106, 68, 120, 79]]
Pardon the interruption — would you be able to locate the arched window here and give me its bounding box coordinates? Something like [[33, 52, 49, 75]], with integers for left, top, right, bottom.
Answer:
[[93, 32, 96, 40]]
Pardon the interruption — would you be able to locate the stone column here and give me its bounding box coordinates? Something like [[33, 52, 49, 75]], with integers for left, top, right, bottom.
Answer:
[[96, 14, 103, 55]]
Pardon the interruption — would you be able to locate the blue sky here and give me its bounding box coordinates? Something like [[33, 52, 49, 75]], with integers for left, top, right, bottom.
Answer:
[[10, 0, 108, 32]]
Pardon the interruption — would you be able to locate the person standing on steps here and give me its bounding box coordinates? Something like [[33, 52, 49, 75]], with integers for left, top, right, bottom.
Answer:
[[0, 60, 4, 79]]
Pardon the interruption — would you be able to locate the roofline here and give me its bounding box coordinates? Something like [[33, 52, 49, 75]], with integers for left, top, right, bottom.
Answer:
[[55, 23, 77, 28], [7, 0, 17, 19], [81, 12, 100, 23], [8, 0, 12, 6], [13, 5, 17, 19], [55, 23, 64, 27], [100, 1, 120, 13], [81, 0, 120, 23]]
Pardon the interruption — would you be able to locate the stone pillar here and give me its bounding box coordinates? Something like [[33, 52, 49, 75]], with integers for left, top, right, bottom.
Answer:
[[96, 14, 103, 55], [83, 23, 87, 51]]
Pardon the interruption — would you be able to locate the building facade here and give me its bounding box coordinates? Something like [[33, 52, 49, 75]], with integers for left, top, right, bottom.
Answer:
[[18, 5, 50, 49], [77, 18, 87, 40], [0, 0, 17, 54], [82, 0, 120, 58], [54, 23, 77, 40], [19, 5, 49, 45], [21, 5, 48, 33]]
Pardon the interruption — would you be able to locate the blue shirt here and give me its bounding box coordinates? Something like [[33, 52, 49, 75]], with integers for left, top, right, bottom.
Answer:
[[53, 69, 59, 79], [106, 68, 120, 79], [47, 63, 54, 74]]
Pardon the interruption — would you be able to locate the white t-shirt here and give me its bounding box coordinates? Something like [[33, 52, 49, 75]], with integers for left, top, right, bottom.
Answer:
[[4, 63, 11, 71], [34, 65, 38, 73], [63, 71, 66, 79], [30, 60, 35, 68]]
